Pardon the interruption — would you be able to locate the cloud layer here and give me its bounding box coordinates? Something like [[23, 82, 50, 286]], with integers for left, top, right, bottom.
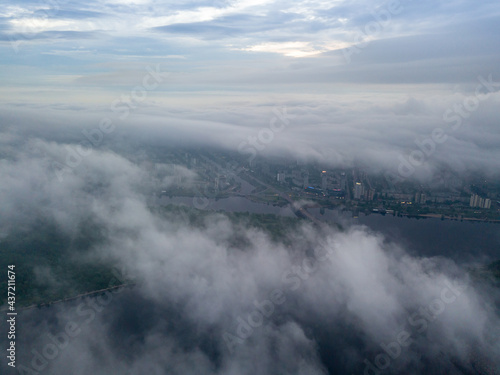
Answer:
[[2, 1, 500, 180], [0, 135, 499, 374]]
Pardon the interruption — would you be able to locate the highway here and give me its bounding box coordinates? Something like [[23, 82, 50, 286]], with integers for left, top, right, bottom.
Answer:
[[240, 171, 325, 226]]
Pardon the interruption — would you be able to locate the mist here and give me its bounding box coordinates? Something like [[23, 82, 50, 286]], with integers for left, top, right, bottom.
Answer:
[[1, 135, 499, 374]]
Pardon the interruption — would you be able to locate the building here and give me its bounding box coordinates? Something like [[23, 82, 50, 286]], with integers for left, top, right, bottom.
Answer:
[[414, 192, 421, 204], [340, 172, 347, 191], [484, 198, 492, 209], [470, 194, 478, 207], [366, 189, 375, 201], [321, 171, 327, 191], [277, 172, 286, 183], [354, 182, 363, 200], [414, 192, 427, 204], [470, 194, 491, 209]]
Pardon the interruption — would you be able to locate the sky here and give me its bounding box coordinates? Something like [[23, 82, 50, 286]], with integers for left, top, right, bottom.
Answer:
[[2, 0, 500, 178], [1, 0, 500, 91]]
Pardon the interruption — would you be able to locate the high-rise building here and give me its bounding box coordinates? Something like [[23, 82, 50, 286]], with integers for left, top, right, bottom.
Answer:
[[277, 172, 286, 183], [469, 194, 482, 208], [354, 182, 363, 200], [470, 194, 491, 209], [484, 199, 492, 209], [420, 193, 426, 204], [414, 192, 426, 204], [321, 171, 327, 191], [366, 189, 375, 201], [340, 172, 347, 191]]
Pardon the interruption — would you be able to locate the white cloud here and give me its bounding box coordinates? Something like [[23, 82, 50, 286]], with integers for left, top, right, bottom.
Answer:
[[10, 18, 76, 33], [2, 134, 499, 373], [241, 40, 350, 57]]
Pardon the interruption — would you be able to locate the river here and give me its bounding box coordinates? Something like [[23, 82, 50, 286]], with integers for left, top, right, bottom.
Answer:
[[153, 195, 500, 264]]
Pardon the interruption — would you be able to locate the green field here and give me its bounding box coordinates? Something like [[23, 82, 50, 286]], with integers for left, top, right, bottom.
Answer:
[[0, 206, 307, 308]]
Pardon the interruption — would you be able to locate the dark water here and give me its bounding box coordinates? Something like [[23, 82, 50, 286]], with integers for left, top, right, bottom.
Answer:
[[309, 207, 500, 263], [359, 213, 500, 263], [154, 195, 296, 217], [156, 196, 500, 263], [2, 198, 498, 375]]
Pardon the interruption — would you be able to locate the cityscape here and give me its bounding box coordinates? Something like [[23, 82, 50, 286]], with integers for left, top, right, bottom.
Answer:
[[150, 149, 500, 222]]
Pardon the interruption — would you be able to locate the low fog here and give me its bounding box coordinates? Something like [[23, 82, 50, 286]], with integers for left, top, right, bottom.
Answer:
[[2, 76, 500, 185], [1, 133, 499, 374]]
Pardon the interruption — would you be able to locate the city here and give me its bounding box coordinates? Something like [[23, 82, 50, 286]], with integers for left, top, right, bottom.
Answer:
[[148, 149, 500, 223]]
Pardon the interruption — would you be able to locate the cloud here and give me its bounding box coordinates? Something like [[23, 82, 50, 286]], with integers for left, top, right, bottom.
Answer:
[[3, 70, 500, 185], [0, 134, 499, 374]]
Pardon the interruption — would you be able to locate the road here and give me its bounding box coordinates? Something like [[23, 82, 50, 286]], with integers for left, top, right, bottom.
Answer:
[[241, 171, 324, 226], [198, 154, 325, 226]]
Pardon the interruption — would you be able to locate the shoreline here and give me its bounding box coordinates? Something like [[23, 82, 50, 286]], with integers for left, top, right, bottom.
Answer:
[[397, 213, 500, 223]]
